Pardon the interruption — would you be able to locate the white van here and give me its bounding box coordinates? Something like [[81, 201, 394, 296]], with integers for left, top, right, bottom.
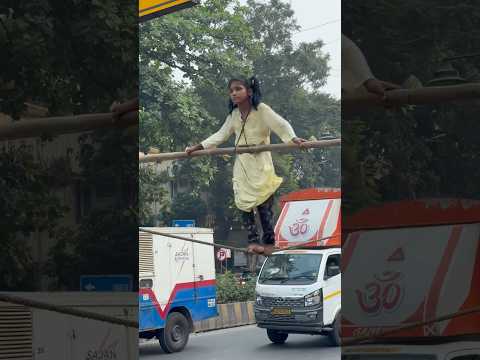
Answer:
[[254, 188, 342, 345], [254, 247, 341, 345]]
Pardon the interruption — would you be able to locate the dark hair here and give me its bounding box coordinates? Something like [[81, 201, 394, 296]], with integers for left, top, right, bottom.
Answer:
[[227, 76, 262, 113]]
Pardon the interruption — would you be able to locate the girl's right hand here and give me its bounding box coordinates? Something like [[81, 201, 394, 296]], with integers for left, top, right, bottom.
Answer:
[[185, 144, 203, 155], [363, 78, 401, 97]]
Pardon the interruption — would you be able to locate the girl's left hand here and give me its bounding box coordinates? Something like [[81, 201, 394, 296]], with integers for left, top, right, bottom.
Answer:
[[292, 137, 308, 147]]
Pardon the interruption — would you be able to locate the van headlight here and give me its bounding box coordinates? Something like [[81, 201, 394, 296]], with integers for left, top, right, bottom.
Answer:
[[304, 289, 322, 307], [256, 294, 263, 306]]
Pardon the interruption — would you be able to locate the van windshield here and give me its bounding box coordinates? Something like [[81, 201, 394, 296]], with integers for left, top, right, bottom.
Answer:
[[258, 254, 322, 285]]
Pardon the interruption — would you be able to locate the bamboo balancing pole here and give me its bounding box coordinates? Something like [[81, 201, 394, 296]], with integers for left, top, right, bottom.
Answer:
[[140, 139, 341, 163], [0, 111, 138, 141], [343, 83, 480, 110]]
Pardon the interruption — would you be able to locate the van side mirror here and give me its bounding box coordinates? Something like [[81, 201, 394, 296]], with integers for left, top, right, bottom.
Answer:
[[326, 265, 340, 278]]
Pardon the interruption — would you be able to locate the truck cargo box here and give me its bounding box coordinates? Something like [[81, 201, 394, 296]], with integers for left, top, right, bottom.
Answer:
[[342, 199, 480, 340], [274, 188, 341, 249], [0, 292, 137, 360]]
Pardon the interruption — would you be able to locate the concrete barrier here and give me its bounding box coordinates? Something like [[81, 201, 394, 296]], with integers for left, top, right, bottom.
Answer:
[[194, 301, 256, 332]]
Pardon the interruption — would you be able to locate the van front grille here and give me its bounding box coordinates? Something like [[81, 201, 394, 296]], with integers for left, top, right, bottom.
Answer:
[[262, 297, 304, 308]]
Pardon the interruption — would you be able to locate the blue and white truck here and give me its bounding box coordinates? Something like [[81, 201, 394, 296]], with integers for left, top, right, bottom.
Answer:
[[139, 227, 217, 353]]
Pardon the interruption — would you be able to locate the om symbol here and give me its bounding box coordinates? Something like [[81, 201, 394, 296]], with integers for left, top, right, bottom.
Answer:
[[355, 271, 404, 316], [289, 218, 309, 236]]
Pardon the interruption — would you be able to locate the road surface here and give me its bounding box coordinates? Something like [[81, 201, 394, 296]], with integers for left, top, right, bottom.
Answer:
[[139, 325, 340, 359]]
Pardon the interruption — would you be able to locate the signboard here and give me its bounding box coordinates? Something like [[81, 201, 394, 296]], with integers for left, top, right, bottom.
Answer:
[[80, 275, 133, 292], [172, 219, 195, 227], [139, 0, 199, 22], [216, 248, 231, 261], [343, 223, 480, 338], [275, 198, 341, 247]]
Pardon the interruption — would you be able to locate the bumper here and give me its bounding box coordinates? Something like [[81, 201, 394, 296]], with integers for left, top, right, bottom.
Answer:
[[254, 304, 325, 334]]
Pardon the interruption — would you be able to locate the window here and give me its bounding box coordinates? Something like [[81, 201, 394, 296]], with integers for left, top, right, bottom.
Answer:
[[258, 254, 322, 285], [324, 254, 341, 278]]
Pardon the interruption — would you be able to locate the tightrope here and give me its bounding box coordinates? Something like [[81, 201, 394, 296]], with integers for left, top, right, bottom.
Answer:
[[138, 227, 339, 254], [0, 293, 138, 328]]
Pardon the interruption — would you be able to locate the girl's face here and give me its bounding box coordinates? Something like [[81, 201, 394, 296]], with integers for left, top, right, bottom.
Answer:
[[229, 80, 252, 105]]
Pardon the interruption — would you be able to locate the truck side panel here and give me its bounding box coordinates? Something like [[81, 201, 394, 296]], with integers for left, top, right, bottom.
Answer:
[[342, 223, 480, 339], [192, 234, 217, 321], [139, 229, 217, 333]]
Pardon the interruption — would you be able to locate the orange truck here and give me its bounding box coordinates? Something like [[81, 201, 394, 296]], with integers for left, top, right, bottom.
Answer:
[[342, 198, 480, 358]]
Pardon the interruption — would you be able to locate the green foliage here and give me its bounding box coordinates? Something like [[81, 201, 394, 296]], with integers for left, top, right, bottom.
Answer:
[[1, 1, 138, 289], [216, 271, 256, 304], [343, 1, 480, 212], [0, 1, 137, 117], [139, 164, 170, 226], [168, 192, 208, 226], [46, 128, 138, 289], [46, 208, 138, 290], [0, 144, 66, 289]]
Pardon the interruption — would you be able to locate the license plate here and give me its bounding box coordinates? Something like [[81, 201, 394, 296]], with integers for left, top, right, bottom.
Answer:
[[271, 307, 291, 316]]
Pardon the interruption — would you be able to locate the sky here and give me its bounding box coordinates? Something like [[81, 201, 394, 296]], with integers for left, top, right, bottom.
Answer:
[[169, 1, 341, 98], [239, 0, 341, 99], [288, 0, 341, 98]]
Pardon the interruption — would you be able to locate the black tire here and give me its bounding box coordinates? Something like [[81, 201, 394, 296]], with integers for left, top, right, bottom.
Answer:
[[329, 313, 341, 347], [158, 312, 191, 353], [266, 329, 289, 344]]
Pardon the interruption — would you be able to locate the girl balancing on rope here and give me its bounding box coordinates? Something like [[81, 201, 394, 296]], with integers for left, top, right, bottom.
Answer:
[[185, 76, 307, 256]]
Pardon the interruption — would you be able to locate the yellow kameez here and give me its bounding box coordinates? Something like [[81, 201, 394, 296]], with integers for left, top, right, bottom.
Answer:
[[201, 103, 297, 212]]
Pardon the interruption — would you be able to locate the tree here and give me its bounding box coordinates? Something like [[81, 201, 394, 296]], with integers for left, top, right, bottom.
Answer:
[[0, 144, 66, 290], [342, 0, 480, 213], [1, 1, 138, 289], [0, 0, 137, 117]]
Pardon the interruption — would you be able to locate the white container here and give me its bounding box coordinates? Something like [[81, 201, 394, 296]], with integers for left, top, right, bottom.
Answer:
[[0, 292, 137, 360], [139, 227, 217, 353]]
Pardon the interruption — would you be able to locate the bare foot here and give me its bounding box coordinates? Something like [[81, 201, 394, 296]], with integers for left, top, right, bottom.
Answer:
[[247, 243, 265, 255]]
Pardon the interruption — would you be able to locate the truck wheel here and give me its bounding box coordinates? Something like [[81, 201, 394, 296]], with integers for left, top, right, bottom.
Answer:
[[158, 312, 190, 353], [328, 314, 341, 347], [266, 329, 288, 344]]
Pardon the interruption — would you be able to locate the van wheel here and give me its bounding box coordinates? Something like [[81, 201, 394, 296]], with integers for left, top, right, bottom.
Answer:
[[158, 312, 190, 353], [329, 313, 341, 347], [267, 329, 288, 344]]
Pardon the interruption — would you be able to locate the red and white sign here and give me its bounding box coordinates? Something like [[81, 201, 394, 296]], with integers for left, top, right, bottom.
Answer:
[[342, 223, 480, 339], [216, 248, 231, 261], [275, 198, 341, 248]]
